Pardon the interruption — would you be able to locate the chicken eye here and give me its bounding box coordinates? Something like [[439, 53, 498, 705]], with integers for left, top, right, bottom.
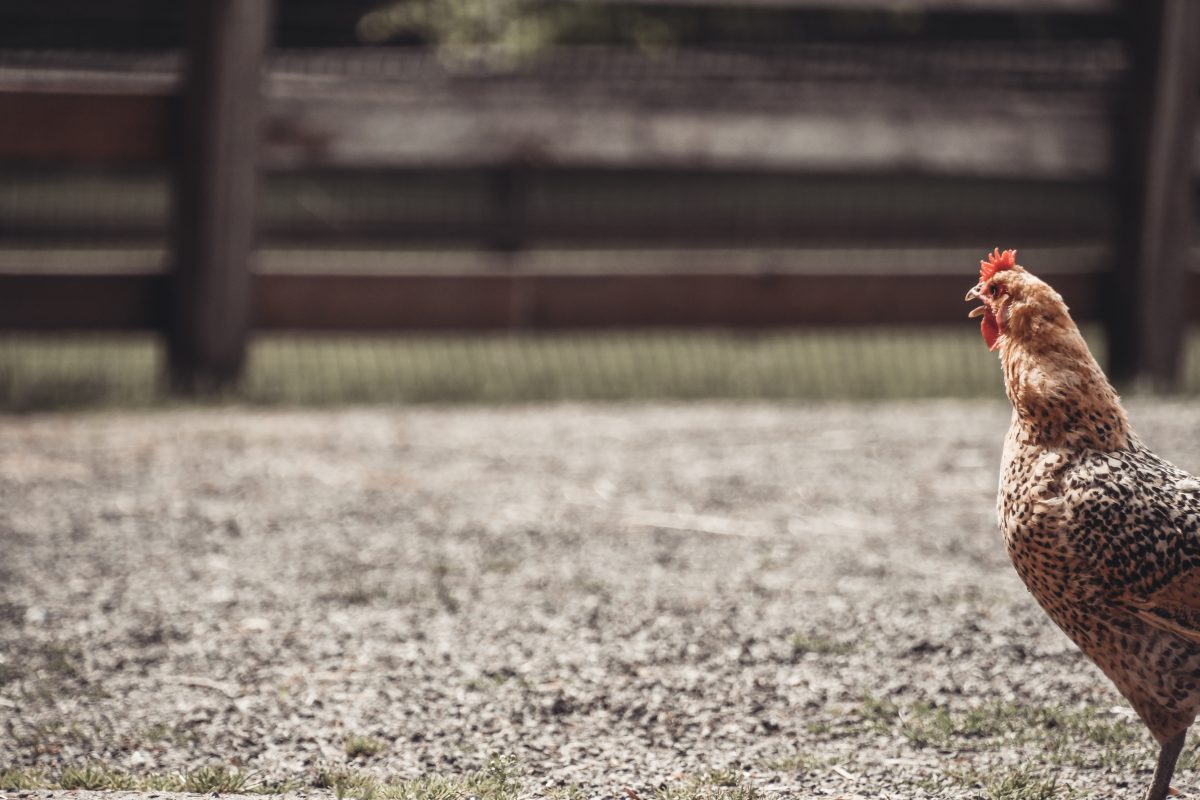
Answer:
[[989, 284, 1000, 297]]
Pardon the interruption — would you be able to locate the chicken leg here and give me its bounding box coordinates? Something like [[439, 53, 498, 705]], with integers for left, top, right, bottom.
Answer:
[[1148, 731, 1186, 800]]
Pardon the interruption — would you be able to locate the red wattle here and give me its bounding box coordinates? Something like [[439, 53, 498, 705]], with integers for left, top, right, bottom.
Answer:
[[981, 309, 1000, 351]]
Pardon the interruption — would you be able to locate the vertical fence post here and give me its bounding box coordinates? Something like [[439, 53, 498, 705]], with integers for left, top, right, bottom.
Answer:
[[168, 0, 274, 394], [1110, 0, 1200, 389]]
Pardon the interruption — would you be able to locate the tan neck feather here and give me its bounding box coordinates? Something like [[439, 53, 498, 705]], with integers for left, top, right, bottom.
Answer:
[[998, 295, 1131, 451]]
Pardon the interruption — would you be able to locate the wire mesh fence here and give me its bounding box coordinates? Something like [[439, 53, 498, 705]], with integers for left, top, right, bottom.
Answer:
[[8, 326, 1200, 412], [0, 330, 1003, 410], [1, 1, 1197, 408]]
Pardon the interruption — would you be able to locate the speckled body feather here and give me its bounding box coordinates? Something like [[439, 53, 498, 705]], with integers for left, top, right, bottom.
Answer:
[[971, 253, 1200, 797], [1001, 421, 1200, 740]]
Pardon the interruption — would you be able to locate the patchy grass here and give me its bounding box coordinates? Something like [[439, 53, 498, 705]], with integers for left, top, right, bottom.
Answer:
[[313, 767, 377, 797], [788, 634, 854, 657], [983, 767, 1073, 800], [914, 763, 1077, 800], [545, 783, 588, 800], [178, 765, 256, 794], [852, 696, 1143, 757], [0, 756, 523, 798], [0, 767, 50, 790], [58, 763, 136, 791], [391, 753, 524, 800], [315, 754, 523, 800], [3, 764, 291, 795], [654, 769, 764, 800], [0, 329, 1016, 411], [37, 324, 1200, 409], [313, 768, 380, 800], [829, 697, 1148, 796], [344, 734, 390, 759], [1173, 742, 1200, 772], [1, 673, 1150, 800], [803, 719, 834, 737]]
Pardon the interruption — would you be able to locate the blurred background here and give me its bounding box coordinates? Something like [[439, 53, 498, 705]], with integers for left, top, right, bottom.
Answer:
[[0, 0, 1197, 409]]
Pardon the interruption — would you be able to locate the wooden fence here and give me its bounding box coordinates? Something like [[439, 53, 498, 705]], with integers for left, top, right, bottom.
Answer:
[[0, 0, 1198, 391]]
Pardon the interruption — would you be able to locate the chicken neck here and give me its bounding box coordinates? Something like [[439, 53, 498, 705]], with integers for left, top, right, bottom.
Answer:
[[998, 316, 1132, 452]]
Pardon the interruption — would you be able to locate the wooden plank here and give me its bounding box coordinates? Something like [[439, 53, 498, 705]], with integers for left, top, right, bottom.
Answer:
[[0, 273, 165, 330], [253, 271, 1110, 330], [0, 83, 1115, 177], [0, 0, 1116, 22], [262, 93, 1112, 179], [0, 51, 1138, 178], [1109, 0, 1200, 387], [18, 267, 1200, 332], [0, 88, 170, 163], [0, 214, 1117, 250], [167, 0, 274, 392], [0, 175, 1117, 247], [567, 0, 1116, 9]]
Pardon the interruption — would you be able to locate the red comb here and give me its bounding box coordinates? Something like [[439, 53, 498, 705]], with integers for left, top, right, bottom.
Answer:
[[980, 248, 1017, 282]]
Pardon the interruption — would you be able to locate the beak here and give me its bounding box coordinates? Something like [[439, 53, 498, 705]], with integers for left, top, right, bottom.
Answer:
[[966, 282, 987, 318]]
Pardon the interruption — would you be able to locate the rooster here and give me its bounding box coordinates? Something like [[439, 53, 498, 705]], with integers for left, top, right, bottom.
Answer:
[[967, 248, 1200, 800]]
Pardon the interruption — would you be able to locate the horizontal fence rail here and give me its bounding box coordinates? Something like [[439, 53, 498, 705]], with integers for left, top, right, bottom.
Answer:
[[5, 52, 1199, 177], [0, 0, 1198, 390], [6, 270, 1200, 332]]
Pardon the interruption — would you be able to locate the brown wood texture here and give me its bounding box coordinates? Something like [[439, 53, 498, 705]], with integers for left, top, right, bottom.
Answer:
[[0, 209, 1116, 249], [0, 88, 170, 164], [0, 30, 1196, 389], [4, 45, 1198, 179], [571, 0, 1115, 8], [1, 78, 1192, 178], [0, 273, 166, 330], [167, 0, 274, 392], [0, 0, 1119, 14], [0, 65, 1127, 178], [10, 268, 1200, 332], [1109, 0, 1200, 387], [255, 271, 1108, 330], [261, 84, 1113, 179]]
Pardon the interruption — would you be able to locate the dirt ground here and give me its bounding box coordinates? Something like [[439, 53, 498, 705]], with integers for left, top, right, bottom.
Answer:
[[5, 401, 1200, 799]]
